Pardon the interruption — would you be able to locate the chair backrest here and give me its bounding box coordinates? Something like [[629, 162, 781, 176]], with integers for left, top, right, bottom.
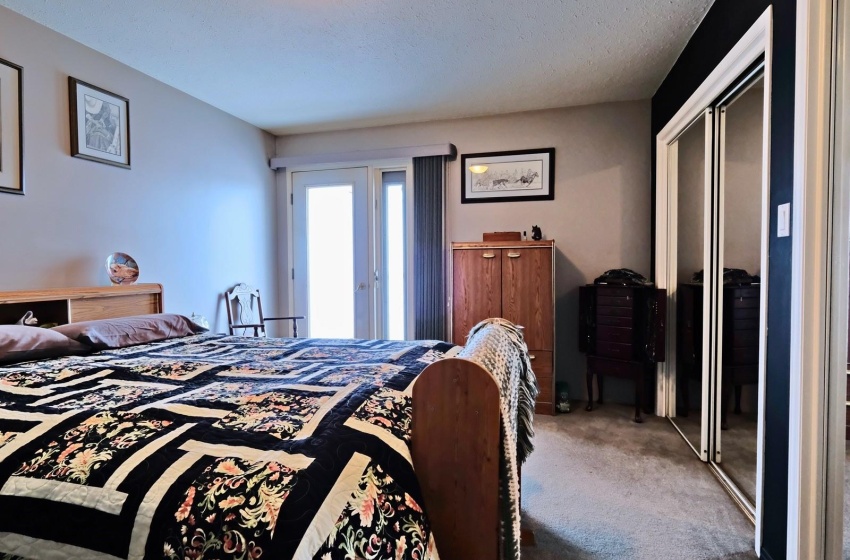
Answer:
[[225, 283, 266, 336]]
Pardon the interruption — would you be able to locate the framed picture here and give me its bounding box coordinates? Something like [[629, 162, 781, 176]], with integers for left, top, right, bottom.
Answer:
[[69, 77, 130, 169], [0, 58, 23, 195], [461, 148, 554, 203]]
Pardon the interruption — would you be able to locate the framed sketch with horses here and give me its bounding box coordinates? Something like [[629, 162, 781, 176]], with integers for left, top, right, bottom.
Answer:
[[461, 147, 555, 203]]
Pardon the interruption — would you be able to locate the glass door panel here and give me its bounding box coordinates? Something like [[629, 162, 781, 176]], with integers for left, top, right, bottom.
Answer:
[[670, 108, 713, 461], [715, 74, 765, 507], [381, 172, 407, 340], [306, 185, 355, 338], [292, 167, 370, 339]]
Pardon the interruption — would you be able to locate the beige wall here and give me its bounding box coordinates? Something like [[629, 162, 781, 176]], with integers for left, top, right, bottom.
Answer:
[[276, 101, 652, 398], [677, 113, 707, 283], [0, 7, 278, 333], [723, 84, 764, 277]]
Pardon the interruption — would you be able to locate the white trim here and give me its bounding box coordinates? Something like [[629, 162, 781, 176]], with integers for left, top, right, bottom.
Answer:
[[788, 0, 839, 558], [713, 108, 725, 465], [702, 108, 715, 463], [655, 8, 773, 420], [654, 7, 772, 551], [270, 143, 454, 170], [655, 9, 773, 143], [824, 2, 850, 558], [754, 27, 774, 551]]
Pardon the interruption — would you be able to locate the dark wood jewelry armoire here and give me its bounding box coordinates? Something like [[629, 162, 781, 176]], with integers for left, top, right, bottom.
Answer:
[[578, 284, 666, 422]]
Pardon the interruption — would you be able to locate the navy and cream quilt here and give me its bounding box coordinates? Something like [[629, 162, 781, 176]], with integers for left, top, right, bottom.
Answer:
[[0, 334, 459, 560]]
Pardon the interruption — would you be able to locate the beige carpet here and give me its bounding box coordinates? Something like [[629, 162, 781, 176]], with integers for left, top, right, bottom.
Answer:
[[520, 404, 758, 560]]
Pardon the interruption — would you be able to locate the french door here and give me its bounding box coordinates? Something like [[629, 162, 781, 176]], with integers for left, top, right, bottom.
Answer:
[[291, 166, 410, 340], [292, 168, 371, 339]]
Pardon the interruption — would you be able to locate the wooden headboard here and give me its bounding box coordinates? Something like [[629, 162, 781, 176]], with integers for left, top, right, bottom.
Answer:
[[0, 284, 164, 326]]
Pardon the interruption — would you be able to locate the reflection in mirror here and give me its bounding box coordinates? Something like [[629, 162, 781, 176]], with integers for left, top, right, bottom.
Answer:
[[716, 75, 764, 505], [671, 111, 708, 455]]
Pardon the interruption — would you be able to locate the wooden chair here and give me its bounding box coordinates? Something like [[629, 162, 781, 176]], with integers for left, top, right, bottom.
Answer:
[[225, 283, 305, 337]]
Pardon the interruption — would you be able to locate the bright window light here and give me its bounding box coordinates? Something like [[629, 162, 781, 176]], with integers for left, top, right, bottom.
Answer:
[[384, 183, 406, 340], [307, 185, 354, 338]]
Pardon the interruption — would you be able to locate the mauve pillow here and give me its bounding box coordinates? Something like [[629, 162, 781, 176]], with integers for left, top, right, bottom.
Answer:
[[0, 325, 90, 365], [53, 313, 206, 350]]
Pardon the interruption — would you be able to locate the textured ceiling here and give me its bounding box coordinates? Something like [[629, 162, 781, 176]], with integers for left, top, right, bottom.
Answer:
[[0, 0, 713, 135]]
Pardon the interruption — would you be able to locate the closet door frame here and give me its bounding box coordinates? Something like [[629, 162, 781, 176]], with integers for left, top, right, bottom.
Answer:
[[706, 67, 770, 521], [654, 7, 772, 549]]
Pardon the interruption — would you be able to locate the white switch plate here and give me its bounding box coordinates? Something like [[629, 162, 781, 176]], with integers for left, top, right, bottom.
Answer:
[[778, 203, 791, 237]]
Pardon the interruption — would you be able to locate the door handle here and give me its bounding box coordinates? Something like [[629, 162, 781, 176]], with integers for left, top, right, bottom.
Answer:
[[482, 253, 496, 259], [507, 252, 521, 258], [355, 282, 367, 292]]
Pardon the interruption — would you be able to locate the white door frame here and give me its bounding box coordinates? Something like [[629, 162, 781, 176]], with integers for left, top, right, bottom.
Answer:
[[282, 159, 415, 339], [787, 0, 848, 558], [824, 2, 850, 557], [654, 7, 772, 551], [291, 166, 371, 338]]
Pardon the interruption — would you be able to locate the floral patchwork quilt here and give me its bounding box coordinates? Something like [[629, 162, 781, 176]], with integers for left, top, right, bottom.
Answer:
[[0, 334, 460, 560]]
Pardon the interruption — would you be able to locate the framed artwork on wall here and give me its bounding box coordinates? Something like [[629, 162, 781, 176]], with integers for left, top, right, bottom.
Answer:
[[461, 148, 555, 203], [69, 77, 130, 169], [0, 58, 24, 195]]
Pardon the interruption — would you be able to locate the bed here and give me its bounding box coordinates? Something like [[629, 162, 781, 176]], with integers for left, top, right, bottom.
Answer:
[[0, 284, 536, 560]]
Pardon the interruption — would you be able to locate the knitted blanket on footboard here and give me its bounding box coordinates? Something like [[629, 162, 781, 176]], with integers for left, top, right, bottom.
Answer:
[[457, 318, 539, 560]]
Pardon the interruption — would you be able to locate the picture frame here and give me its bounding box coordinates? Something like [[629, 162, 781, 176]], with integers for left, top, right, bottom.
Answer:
[[69, 77, 130, 169], [461, 148, 554, 203], [0, 58, 24, 195]]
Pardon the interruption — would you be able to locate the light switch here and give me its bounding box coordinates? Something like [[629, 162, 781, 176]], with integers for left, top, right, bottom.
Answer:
[[778, 203, 791, 237]]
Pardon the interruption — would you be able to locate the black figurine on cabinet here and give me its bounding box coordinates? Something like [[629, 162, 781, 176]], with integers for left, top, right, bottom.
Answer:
[[578, 283, 667, 422], [531, 225, 542, 241]]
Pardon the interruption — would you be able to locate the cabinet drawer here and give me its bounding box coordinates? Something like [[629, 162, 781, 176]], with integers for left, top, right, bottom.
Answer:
[[597, 326, 632, 344], [729, 296, 759, 309], [597, 315, 632, 328], [598, 295, 633, 308], [729, 330, 759, 348], [733, 318, 759, 330], [596, 287, 634, 298], [733, 308, 759, 320], [724, 365, 758, 385], [528, 351, 553, 376], [597, 305, 633, 318], [726, 346, 759, 364], [587, 356, 640, 378], [596, 341, 632, 360]]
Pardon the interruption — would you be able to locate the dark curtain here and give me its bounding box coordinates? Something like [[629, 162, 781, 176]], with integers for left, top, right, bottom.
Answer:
[[413, 155, 446, 340]]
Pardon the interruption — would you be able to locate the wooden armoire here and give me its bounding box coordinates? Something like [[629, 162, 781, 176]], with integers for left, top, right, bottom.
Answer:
[[450, 240, 555, 414]]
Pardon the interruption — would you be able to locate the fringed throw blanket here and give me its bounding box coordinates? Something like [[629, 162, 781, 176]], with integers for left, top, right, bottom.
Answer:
[[457, 319, 539, 560]]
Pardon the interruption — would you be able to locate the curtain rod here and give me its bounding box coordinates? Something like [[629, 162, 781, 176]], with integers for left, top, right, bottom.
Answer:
[[269, 143, 456, 170]]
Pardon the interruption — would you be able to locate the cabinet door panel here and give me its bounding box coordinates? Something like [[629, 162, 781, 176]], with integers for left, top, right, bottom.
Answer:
[[451, 249, 502, 345], [501, 248, 553, 350]]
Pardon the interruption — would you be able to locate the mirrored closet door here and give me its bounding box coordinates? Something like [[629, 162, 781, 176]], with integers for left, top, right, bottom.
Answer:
[[670, 109, 712, 461], [714, 74, 765, 509], [663, 64, 768, 519]]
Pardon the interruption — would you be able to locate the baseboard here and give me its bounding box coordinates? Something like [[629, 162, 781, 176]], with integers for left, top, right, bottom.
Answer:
[[760, 547, 774, 560]]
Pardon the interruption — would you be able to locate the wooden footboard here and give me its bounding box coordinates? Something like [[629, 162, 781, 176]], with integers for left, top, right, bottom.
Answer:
[[411, 357, 501, 560]]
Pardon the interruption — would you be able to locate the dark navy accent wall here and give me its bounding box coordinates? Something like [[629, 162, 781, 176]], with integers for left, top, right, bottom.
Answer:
[[651, 1, 796, 558]]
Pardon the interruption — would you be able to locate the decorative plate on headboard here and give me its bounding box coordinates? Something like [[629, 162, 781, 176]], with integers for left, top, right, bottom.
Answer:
[[106, 252, 139, 285]]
